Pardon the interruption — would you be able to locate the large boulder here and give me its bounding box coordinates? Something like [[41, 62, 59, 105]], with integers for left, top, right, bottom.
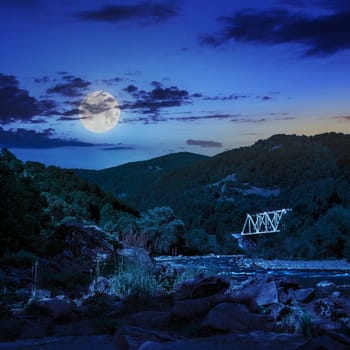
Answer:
[[174, 275, 230, 300], [297, 332, 350, 350], [293, 288, 315, 304], [126, 331, 308, 350], [49, 222, 115, 268], [113, 325, 176, 350], [28, 297, 75, 321], [316, 280, 337, 298], [125, 311, 171, 329], [172, 293, 230, 319], [201, 302, 274, 333], [228, 280, 279, 307]]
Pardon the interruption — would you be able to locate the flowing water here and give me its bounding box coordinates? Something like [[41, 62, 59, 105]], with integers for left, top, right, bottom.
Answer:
[[155, 255, 350, 293]]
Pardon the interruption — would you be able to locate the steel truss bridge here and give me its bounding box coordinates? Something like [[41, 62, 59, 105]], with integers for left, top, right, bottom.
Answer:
[[240, 208, 291, 235]]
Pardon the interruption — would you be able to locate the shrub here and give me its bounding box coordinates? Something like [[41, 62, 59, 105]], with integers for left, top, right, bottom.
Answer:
[[111, 259, 158, 305], [0, 250, 38, 269]]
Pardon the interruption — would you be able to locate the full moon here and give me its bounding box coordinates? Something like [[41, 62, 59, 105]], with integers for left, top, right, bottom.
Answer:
[[79, 91, 120, 133]]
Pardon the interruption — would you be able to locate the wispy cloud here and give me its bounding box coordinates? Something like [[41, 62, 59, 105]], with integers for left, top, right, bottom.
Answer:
[[122, 82, 190, 116], [186, 139, 223, 148], [47, 74, 90, 97], [201, 7, 350, 56], [332, 115, 350, 121], [76, 1, 178, 25], [0, 127, 98, 149]]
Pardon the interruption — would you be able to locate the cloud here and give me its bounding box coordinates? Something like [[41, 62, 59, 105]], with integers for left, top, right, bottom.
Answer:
[[102, 145, 135, 151], [47, 74, 90, 97], [33, 76, 50, 84], [122, 113, 241, 124], [280, 0, 350, 11], [0, 73, 57, 124], [0, 127, 97, 149], [171, 113, 241, 122], [332, 115, 350, 121], [101, 77, 123, 86], [76, 1, 178, 25], [202, 94, 248, 101], [186, 139, 223, 148], [201, 7, 350, 56], [122, 83, 190, 115]]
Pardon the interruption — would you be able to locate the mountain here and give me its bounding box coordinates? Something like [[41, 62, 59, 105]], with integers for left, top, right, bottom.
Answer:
[[75, 133, 350, 258], [74, 152, 209, 201], [0, 148, 138, 258]]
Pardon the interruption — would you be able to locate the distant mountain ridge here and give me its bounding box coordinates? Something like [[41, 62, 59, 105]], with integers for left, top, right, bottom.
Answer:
[[74, 151, 209, 200], [75, 132, 350, 258]]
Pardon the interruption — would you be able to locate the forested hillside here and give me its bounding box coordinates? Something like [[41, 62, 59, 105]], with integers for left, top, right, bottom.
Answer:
[[77, 133, 350, 258], [0, 149, 137, 258], [74, 152, 208, 200]]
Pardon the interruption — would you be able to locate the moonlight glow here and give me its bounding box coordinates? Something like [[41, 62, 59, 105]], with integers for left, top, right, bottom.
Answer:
[[79, 91, 120, 133]]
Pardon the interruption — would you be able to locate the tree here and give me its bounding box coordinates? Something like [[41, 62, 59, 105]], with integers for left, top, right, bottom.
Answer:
[[138, 207, 184, 255]]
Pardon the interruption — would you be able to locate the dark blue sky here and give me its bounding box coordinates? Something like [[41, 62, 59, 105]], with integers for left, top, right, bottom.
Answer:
[[1, 0, 349, 169]]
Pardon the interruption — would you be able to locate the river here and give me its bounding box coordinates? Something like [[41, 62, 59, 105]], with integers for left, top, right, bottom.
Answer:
[[154, 255, 350, 294]]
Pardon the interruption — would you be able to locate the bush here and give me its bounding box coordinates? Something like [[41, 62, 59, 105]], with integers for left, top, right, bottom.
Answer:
[[112, 259, 158, 305], [0, 250, 38, 269]]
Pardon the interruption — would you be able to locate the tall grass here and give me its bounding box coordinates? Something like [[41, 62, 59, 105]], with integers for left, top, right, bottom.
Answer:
[[111, 258, 158, 305]]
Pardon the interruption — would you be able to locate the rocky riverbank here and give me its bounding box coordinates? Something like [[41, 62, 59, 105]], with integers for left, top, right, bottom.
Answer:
[[2, 273, 350, 349], [2, 223, 350, 349]]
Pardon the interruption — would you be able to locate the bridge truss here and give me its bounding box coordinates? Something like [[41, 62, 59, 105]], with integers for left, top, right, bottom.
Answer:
[[240, 209, 291, 235]]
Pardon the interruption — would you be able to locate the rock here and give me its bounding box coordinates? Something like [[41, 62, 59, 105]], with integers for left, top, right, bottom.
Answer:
[[0, 302, 11, 318], [332, 291, 342, 298], [333, 297, 350, 317], [293, 288, 315, 303], [316, 319, 342, 332], [229, 280, 278, 307], [278, 288, 293, 305], [126, 311, 171, 329], [131, 331, 308, 350], [172, 293, 230, 319], [89, 276, 112, 295], [52, 222, 114, 263], [316, 280, 336, 298], [296, 332, 350, 350], [32, 297, 75, 321], [118, 247, 152, 267], [277, 276, 301, 290], [18, 318, 50, 339], [174, 275, 229, 300], [306, 298, 335, 319], [113, 325, 176, 350], [138, 341, 163, 350], [80, 294, 124, 318], [201, 302, 274, 333], [267, 303, 289, 321], [255, 281, 279, 306]]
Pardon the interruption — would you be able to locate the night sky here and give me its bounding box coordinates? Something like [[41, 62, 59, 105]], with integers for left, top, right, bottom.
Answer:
[[1, 0, 349, 169]]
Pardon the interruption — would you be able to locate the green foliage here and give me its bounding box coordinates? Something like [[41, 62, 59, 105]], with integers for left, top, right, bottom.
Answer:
[[138, 206, 185, 255], [112, 259, 158, 305], [0, 150, 48, 257], [0, 250, 38, 269], [0, 148, 139, 259], [184, 228, 210, 254]]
